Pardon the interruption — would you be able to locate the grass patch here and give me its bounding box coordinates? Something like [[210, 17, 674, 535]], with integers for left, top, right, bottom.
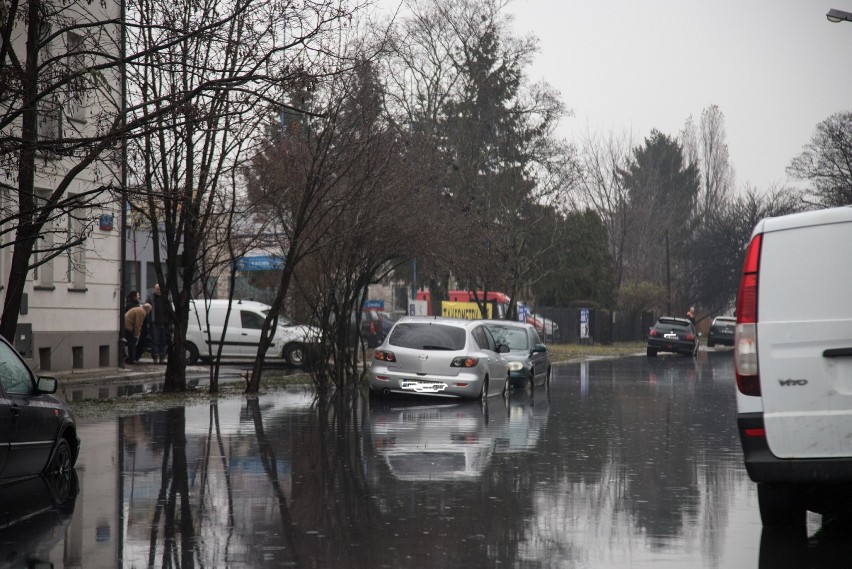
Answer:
[[547, 341, 646, 363]]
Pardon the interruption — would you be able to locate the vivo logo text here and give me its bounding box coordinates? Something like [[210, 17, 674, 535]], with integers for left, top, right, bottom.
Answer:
[[778, 379, 808, 387]]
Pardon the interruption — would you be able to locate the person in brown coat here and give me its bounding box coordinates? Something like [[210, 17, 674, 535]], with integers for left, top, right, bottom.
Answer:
[[125, 303, 151, 364]]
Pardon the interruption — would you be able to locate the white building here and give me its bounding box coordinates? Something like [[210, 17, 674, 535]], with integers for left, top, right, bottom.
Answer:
[[1, 2, 124, 371]]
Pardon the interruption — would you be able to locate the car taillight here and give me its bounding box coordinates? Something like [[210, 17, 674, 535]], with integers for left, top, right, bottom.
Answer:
[[451, 357, 479, 368], [649, 329, 657, 337], [735, 233, 762, 396], [374, 350, 396, 362], [686, 333, 695, 341]]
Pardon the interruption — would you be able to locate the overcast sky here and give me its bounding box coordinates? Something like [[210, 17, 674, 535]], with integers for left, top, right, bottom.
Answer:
[[505, 0, 852, 190]]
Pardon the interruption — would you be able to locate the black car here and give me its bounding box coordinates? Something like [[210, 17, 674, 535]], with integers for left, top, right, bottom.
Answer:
[[0, 336, 79, 484], [707, 315, 736, 347], [646, 316, 699, 357]]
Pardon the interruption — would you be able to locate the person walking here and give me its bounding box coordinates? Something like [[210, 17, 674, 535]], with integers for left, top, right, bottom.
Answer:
[[686, 306, 696, 325], [146, 284, 167, 364], [125, 303, 151, 364]]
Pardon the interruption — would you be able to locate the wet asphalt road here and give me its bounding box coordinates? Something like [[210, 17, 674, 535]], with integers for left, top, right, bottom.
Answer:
[[5, 349, 850, 568]]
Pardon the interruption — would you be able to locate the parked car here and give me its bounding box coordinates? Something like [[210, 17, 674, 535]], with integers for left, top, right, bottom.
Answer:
[[186, 299, 320, 366], [483, 321, 551, 388], [0, 335, 79, 484], [707, 315, 736, 347], [646, 316, 699, 357], [370, 316, 510, 400], [735, 206, 852, 528]]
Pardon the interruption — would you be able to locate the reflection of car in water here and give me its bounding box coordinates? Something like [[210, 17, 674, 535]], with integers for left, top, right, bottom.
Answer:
[[368, 390, 551, 482], [0, 472, 78, 567], [370, 401, 495, 481]]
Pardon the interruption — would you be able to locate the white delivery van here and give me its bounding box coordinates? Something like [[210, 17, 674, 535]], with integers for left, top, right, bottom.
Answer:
[[734, 206, 852, 528], [186, 299, 320, 367]]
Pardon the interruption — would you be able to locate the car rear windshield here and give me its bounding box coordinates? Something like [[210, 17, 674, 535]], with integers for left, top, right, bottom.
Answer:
[[389, 323, 466, 350], [654, 321, 690, 333]]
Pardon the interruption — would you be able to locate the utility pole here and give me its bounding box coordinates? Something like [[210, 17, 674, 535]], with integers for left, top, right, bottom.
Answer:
[[665, 229, 672, 315]]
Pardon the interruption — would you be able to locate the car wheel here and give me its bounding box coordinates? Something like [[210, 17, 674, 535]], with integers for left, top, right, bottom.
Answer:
[[693, 343, 699, 357], [501, 373, 509, 398], [47, 438, 73, 476], [708, 340, 715, 348], [646, 347, 658, 357], [283, 342, 305, 367], [529, 368, 535, 390], [545, 366, 552, 385], [758, 483, 806, 529], [186, 342, 200, 365], [480, 377, 489, 402]]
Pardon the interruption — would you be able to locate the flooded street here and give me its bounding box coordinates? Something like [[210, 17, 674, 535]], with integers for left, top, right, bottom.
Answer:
[[7, 351, 846, 568]]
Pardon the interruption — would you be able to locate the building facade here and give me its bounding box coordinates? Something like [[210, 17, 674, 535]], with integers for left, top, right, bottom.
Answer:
[[2, 1, 124, 371]]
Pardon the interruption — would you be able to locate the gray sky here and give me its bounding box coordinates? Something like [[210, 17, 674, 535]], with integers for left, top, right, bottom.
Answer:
[[507, 0, 852, 190]]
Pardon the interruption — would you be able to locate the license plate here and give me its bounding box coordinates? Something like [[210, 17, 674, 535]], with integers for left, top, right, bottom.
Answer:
[[400, 380, 448, 393]]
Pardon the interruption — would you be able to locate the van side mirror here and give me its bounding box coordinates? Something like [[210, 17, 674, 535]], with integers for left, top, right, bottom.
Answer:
[[532, 343, 547, 353], [498, 344, 510, 353]]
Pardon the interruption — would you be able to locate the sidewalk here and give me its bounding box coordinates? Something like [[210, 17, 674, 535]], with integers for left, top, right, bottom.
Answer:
[[50, 363, 167, 387]]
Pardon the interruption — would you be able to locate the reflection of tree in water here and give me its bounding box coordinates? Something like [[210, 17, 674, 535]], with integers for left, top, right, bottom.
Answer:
[[146, 407, 195, 568], [525, 356, 741, 565], [285, 388, 380, 567]]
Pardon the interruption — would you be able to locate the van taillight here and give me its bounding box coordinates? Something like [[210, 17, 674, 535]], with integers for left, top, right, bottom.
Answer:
[[735, 234, 761, 396]]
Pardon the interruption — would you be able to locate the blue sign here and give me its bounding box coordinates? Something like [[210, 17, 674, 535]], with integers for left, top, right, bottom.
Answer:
[[235, 255, 285, 271], [99, 214, 114, 231], [579, 308, 590, 339], [363, 299, 385, 310]]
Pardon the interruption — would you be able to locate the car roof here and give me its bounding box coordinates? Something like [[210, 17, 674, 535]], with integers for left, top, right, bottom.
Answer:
[[396, 316, 483, 329], [483, 320, 534, 330], [192, 298, 270, 310]]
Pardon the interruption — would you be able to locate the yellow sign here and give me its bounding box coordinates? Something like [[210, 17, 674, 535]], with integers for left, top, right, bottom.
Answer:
[[441, 301, 492, 319]]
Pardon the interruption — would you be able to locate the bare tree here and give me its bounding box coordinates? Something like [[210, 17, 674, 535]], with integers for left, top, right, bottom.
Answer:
[[242, 49, 421, 392], [577, 127, 635, 289], [126, 0, 361, 392], [788, 110, 852, 208], [697, 105, 735, 220]]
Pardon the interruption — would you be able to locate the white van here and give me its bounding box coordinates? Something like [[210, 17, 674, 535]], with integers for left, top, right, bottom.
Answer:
[[186, 299, 320, 367], [734, 206, 852, 528]]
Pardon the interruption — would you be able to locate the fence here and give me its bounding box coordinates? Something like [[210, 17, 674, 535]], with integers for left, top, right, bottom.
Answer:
[[531, 307, 655, 345]]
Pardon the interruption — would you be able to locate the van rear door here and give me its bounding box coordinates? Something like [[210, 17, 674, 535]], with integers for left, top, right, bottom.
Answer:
[[758, 212, 852, 459]]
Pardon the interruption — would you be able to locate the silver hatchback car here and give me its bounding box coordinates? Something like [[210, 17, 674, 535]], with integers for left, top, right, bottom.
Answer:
[[369, 317, 510, 400]]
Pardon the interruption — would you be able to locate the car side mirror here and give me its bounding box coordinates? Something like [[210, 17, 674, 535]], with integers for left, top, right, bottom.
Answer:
[[37, 376, 58, 394], [498, 344, 510, 353], [532, 343, 547, 353]]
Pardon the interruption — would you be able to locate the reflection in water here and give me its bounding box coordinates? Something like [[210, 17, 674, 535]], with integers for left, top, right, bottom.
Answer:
[[0, 472, 78, 568], [24, 354, 852, 567]]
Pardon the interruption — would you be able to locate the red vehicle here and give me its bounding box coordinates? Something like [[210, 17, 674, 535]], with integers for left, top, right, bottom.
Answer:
[[415, 290, 511, 319]]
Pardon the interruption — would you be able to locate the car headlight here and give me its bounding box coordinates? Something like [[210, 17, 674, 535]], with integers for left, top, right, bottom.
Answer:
[[507, 361, 524, 371]]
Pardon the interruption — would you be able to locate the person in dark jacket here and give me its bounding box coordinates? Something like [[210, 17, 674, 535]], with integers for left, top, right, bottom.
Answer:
[[146, 284, 168, 363]]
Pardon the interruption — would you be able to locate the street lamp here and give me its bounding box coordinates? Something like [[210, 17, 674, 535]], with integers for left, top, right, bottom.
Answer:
[[827, 8, 852, 23]]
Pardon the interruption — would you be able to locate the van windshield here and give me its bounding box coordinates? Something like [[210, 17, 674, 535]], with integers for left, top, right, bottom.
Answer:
[[260, 310, 295, 326]]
